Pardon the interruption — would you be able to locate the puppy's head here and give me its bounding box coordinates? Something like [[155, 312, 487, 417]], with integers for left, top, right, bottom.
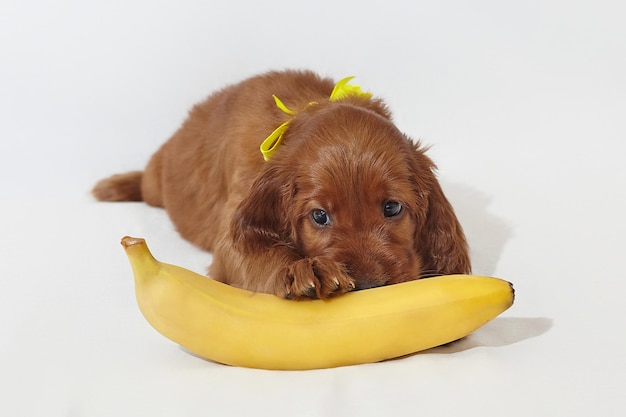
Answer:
[[233, 101, 470, 291]]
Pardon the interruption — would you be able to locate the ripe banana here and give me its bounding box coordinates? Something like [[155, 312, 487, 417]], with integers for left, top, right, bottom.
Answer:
[[121, 236, 514, 370]]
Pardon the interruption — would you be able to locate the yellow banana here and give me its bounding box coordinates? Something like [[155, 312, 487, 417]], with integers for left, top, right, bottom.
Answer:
[[121, 236, 514, 370]]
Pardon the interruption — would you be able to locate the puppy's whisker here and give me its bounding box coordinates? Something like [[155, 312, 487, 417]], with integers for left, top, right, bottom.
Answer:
[[419, 271, 443, 279]]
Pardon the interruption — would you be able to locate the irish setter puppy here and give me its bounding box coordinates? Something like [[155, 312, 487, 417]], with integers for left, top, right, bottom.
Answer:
[[93, 70, 470, 299]]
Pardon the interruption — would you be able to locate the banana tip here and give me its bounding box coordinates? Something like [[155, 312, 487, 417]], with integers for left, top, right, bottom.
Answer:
[[508, 281, 516, 304], [121, 236, 145, 248]]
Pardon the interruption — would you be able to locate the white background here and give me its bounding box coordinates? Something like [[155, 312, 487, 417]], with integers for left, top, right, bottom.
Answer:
[[1, 0, 625, 415]]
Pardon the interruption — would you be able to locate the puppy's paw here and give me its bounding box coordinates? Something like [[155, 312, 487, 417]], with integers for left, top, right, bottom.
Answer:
[[277, 258, 355, 300]]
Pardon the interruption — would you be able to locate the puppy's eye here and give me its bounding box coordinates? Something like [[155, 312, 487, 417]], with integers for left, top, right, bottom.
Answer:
[[311, 209, 330, 226], [383, 201, 403, 218]]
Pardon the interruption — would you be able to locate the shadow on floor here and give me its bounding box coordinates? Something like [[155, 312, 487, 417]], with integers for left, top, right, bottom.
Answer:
[[425, 316, 554, 354]]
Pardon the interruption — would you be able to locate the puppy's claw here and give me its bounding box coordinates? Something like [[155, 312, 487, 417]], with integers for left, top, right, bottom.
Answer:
[[302, 285, 318, 299]]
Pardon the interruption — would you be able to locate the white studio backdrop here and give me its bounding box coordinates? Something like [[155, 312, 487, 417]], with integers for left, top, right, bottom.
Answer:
[[1, 1, 625, 416]]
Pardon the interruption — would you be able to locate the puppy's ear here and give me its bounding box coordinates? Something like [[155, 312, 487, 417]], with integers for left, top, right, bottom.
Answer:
[[231, 165, 296, 253], [409, 144, 471, 275]]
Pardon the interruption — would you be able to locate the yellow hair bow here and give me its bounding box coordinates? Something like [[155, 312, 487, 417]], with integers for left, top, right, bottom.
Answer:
[[329, 76, 373, 101], [260, 76, 372, 161]]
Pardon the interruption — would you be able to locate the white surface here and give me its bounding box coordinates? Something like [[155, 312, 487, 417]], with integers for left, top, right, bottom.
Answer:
[[1, 1, 625, 415]]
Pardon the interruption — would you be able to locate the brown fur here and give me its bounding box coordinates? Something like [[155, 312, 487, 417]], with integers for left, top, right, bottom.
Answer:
[[93, 70, 470, 299]]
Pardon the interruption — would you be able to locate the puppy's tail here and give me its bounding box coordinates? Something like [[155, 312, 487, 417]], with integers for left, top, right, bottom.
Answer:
[[92, 171, 143, 202]]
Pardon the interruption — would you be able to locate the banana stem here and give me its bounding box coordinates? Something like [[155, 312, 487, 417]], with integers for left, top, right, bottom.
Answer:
[[121, 236, 161, 278]]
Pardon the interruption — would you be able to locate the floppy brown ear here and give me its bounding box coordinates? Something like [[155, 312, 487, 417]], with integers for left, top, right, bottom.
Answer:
[[231, 165, 296, 254], [409, 144, 471, 275], [420, 180, 471, 275]]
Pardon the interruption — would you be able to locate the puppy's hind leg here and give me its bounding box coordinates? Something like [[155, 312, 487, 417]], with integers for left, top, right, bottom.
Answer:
[[92, 171, 144, 202]]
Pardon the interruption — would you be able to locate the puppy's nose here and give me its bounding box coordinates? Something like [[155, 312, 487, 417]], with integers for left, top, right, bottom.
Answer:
[[345, 259, 387, 291]]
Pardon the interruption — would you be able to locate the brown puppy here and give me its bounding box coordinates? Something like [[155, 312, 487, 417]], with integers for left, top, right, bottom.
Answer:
[[93, 70, 470, 299]]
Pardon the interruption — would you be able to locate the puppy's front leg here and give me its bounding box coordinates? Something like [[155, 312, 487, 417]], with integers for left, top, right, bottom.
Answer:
[[210, 242, 354, 300], [282, 256, 356, 300]]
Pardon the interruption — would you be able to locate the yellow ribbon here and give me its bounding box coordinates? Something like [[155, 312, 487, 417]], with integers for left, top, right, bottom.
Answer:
[[329, 76, 373, 101], [272, 95, 295, 115], [259, 120, 291, 161], [260, 76, 371, 161]]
